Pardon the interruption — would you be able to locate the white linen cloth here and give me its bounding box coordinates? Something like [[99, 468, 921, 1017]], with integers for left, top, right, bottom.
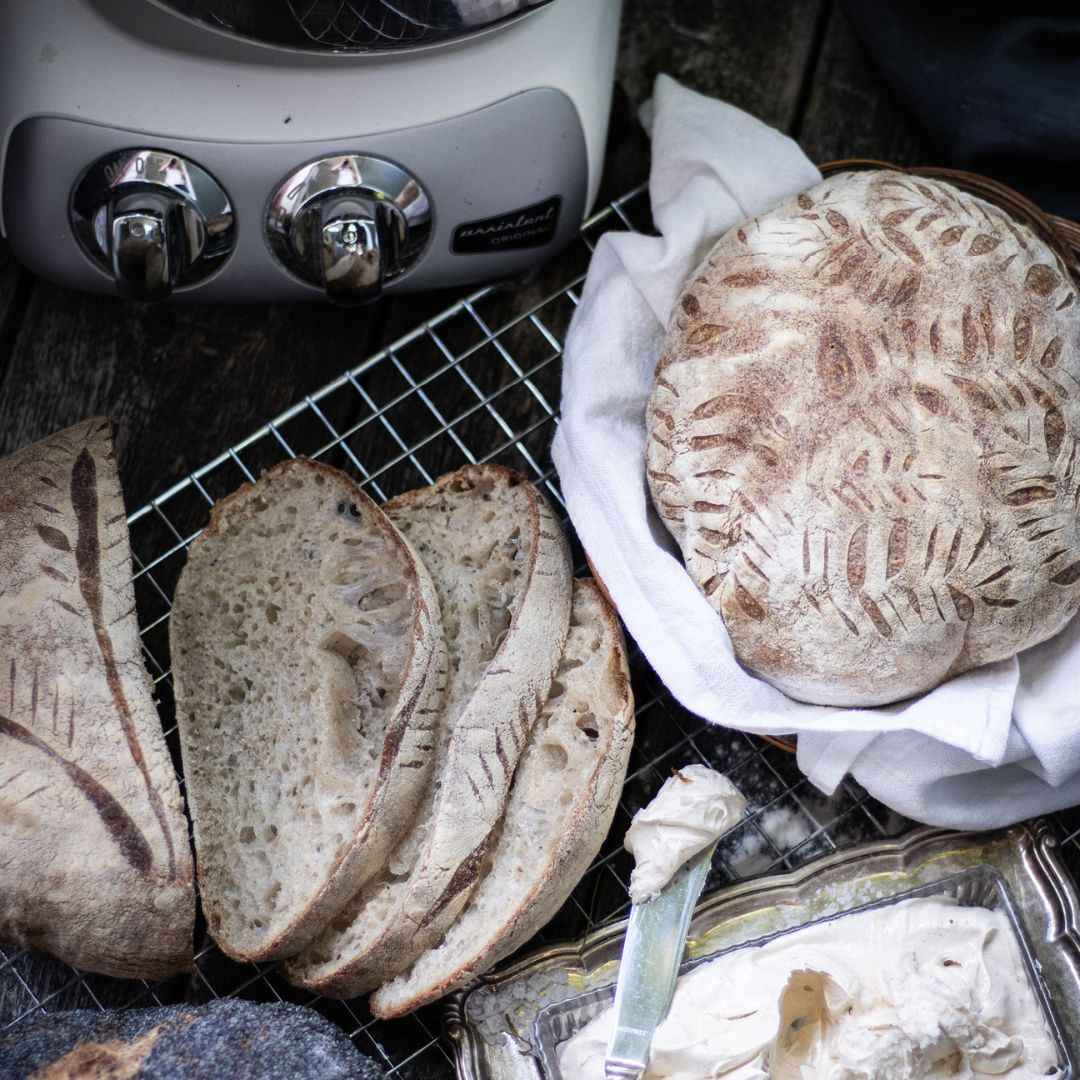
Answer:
[[551, 75, 1080, 830]]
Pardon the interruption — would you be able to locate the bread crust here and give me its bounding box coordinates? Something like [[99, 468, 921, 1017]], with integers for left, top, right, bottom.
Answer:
[[169, 457, 446, 962], [283, 465, 573, 997], [369, 578, 634, 1018], [0, 418, 194, 979], [647, 170, 1080, 706]]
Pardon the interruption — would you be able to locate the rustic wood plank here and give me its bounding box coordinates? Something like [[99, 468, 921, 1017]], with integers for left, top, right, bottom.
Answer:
[[795, 1, 933, 167], [592, 0, 831, 206], [0, 239, 32, 384], [0, 2, 835, 514], [617, 0, 829, 135], [0, 241, 26, 315], [0, 284, 389, 509]]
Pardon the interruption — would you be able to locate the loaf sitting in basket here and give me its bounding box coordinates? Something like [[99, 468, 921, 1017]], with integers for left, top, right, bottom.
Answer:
[[646, 168, 1080, 707]]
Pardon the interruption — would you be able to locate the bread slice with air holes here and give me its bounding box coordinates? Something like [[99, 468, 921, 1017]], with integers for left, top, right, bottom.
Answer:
[[370, 577, 635, 1018], [282, 464, 573, 998], [168, 457, 447, 963]]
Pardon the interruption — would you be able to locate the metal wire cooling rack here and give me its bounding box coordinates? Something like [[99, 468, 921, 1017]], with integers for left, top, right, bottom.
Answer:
[[4, 183, 1080, 1078]]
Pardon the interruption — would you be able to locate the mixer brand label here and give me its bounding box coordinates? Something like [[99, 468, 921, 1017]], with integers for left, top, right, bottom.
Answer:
[[452, 197, 562, 254]]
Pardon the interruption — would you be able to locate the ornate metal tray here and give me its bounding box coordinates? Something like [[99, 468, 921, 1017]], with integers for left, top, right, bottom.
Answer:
[[447, 821, 1080, 1080]]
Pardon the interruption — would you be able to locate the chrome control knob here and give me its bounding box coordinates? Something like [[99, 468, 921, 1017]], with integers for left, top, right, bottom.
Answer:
[[266, 155, 431, 305], [71, 150, 235, 301]]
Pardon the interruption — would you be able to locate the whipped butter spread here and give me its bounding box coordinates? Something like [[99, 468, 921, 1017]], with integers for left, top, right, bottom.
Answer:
[[558, 897, 1061, 1080], [625, 765, 746, 904]]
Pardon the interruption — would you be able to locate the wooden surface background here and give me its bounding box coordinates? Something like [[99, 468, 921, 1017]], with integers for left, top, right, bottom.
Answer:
[[0, 0, 932, 508]]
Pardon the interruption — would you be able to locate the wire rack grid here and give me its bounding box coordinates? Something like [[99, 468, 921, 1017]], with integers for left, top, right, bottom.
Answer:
[[4, 183, 1080, 1078], [285, 0, 549, 50]]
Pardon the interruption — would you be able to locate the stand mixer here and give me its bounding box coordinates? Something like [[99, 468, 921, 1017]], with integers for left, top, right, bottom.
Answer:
[[0, 0, 621, 303]]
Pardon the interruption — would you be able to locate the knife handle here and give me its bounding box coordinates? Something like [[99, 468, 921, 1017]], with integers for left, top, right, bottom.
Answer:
[[603, 843, 717, 1079]]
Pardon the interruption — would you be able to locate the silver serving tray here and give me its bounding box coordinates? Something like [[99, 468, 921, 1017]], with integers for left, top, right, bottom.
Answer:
[[445, 821, 1080, 1080]]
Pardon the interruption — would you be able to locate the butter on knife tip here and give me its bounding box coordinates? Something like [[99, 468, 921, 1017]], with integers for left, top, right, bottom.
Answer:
[[624, 764, 747, 905], [600, 767, 745, 1080]]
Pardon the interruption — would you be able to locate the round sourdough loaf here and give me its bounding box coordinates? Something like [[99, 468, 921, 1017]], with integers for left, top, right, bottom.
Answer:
[[646, 169, 1080, 707]]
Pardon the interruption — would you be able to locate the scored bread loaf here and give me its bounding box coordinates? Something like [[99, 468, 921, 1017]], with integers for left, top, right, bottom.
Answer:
[[283, 465, 573, 997], [0, 418, 193, 979], [169, 458, 447, 963], [370, 578, 635, 1019], [647, 169, 1080, 706]]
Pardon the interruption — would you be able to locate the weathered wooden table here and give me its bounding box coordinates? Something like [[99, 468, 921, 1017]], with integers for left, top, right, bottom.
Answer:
[[10, 4, 1078, 1079]]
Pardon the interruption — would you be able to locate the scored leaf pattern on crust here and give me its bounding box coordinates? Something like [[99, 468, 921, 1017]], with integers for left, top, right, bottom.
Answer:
[[646, 171, 1080, 704], [0, 703, 152, 874], [0, 420, 177, 877]]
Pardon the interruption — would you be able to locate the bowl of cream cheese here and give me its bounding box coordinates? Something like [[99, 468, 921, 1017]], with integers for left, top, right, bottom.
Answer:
[[445, 824, 1080, 1080], [544, 870, 1067, 1080]]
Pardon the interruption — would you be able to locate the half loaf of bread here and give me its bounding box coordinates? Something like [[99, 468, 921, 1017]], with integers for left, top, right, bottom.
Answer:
[[169, 458, 446, 963], [283, 465, 573, 997], [648, 169, 1080, 705], [370, 577, 634, 1019], [0, 418, 194, 979]]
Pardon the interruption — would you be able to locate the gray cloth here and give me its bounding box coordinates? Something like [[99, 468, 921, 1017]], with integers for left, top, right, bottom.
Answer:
[[844, 0, 1080, 219], [0, 999, 385, 1080]]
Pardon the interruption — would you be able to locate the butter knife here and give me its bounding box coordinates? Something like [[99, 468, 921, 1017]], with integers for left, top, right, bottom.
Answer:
[[603, 841, 716, 1080]]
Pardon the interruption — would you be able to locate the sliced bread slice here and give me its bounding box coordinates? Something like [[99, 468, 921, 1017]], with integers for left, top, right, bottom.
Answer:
[[0, 418, 194, 979], [283, 465, 573, 997], [370, 578, 635, 1018], [169, 458, 446, 963]]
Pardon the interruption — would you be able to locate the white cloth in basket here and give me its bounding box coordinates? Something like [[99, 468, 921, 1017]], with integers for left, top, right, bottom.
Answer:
[[551, 74, 1080, 830]]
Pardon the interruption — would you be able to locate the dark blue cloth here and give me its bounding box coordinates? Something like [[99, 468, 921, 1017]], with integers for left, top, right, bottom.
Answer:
[[843, 0, 1080, 218]]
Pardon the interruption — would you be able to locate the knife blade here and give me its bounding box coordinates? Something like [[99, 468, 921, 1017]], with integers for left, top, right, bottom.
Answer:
[[603, 841, 717, 1080]]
